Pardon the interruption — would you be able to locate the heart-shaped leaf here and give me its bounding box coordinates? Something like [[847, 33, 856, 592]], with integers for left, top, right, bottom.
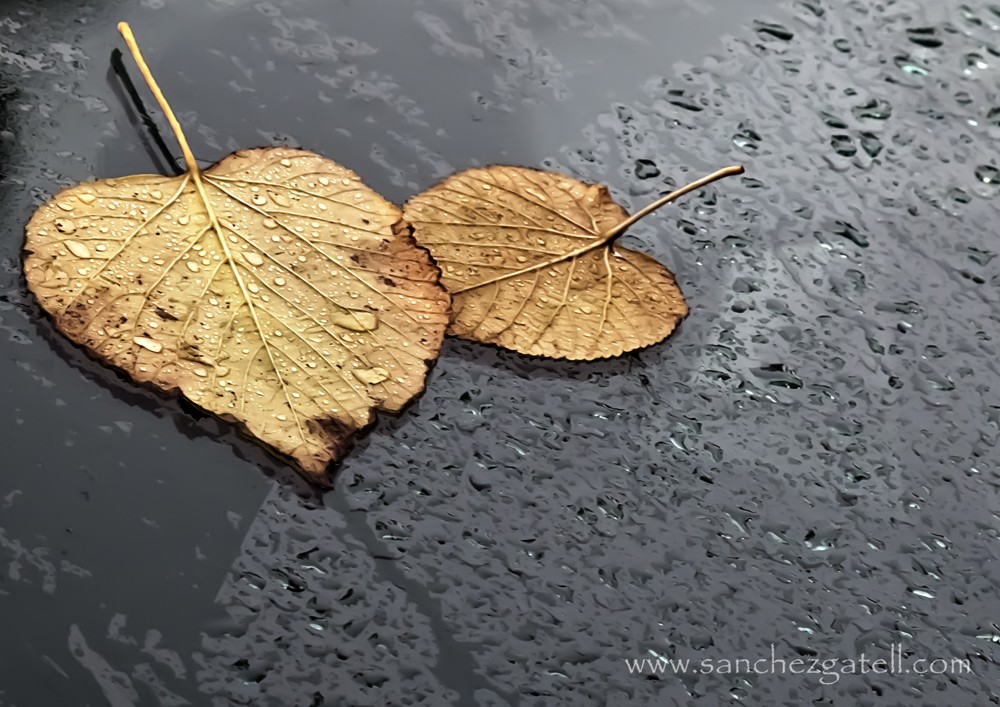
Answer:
[[403, 165, 742, 360], [23, 24, 450, 481]]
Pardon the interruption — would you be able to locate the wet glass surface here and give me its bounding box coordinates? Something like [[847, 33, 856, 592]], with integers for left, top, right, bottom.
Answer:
[[2, 0, 1000, 705]]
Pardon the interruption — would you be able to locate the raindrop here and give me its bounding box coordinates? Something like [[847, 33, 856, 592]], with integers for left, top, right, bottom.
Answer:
[[754, 20, 794, 41], [751, 363, 803, 389], [133, 336, 163, 353], [852, 98, 892, 121], [905, 27, 943, 49], [56, 219, 77, 235], [831, 134, 856, 156], [859, 132, 883, 157], [65, 240, 91, 258], [332, 311, 378, 332], [975, 165, 1000, 184], [354, 366, 389, 385], [244, 252, 265, 266], [895, 55, 929, 75], [634, 159, 661, 179], [733, 121, 761, 152], [963, 52, 989, 71]]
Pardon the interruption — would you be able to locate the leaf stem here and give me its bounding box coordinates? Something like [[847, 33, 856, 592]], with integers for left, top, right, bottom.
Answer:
[[117, 22, 201, 176], [450, 164, 746, 295], [602, 165, 744, 240]]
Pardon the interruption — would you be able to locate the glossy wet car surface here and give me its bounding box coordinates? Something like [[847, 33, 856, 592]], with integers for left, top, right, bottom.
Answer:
[[1, 0, 998, 704]]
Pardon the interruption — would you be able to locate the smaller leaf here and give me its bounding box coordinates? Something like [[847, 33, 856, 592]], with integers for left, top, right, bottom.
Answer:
[[403, 165, 743, 360]]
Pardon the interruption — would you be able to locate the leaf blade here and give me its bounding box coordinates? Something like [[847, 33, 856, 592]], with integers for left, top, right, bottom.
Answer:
[[404, 165, 689, 360], [25, 147, 451, 478]]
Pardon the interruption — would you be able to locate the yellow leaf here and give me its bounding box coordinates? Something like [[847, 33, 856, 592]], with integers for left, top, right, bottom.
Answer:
[[23, 24, 450, 481], [403, 165, 743, 360]]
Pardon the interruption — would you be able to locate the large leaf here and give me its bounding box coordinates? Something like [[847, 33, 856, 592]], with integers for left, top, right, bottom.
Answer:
[[23, 24, 450, 481], [403, 165, 742, 360]]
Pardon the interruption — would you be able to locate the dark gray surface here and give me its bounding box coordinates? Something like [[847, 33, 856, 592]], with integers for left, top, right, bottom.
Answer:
[[2, 0, 999, 705]]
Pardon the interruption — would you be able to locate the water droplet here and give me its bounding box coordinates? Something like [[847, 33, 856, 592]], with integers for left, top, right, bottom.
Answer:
[[895, 55, 929, 76], [192, 367, 208, 377], [987, 107, 1000, 128], [274, 277, 286, 286], [77, 193, 96, 205], [65, 240, 90, 258], [831, 134, 857, 157], [178, 214, 190, 225], [354, 366, 389, 385], [133, 336, 163, 353], [906, 27, 943, 49], [280, 158, 292, 167], [56, 201, 74, 212], [852, 98, 892, 121], [56, 219, 77, 235], [252, 194, 267, 206], [244, 252, 265, 267], [186, 261, 200, 273], [975, 165, 1000, 184], [634, 159, 661, 179], [263, 218, 278, 229], [272, 193, 291, 208], [248, 283, 260, 294], [332, 311, 379, 332], [754, 19, 794, 41]]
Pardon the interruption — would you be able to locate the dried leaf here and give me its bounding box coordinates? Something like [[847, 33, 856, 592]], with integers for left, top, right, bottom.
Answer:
[[404, 165, 742, 360], [23, 24, 450, 480]]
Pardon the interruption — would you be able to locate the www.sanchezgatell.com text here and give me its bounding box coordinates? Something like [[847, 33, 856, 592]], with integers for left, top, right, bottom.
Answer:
[[624, 644, 972, 685]]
